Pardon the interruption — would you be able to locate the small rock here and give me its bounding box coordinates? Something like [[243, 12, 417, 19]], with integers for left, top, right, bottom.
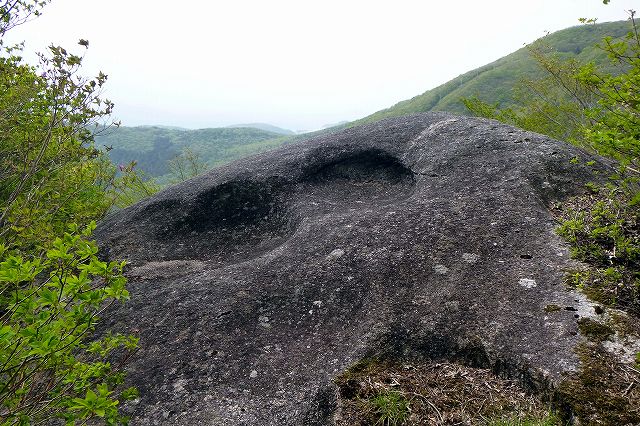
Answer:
[[434, 264, 449, 274], [327, 249, 345, 260], [462, 253, 480, 264], [519, 278, 537, 288], [173, 379, 186, 393]]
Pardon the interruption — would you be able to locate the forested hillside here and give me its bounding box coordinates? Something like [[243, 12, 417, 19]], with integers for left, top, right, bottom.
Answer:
[[354, 20, 629, 125], [96, 126, 289, 181]]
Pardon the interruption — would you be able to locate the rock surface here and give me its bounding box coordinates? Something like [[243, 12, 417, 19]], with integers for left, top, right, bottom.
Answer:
[[96, 113, 614, 425]]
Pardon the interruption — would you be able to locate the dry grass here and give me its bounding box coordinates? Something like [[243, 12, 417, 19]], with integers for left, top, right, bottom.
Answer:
[[334, 360, 558, 426]]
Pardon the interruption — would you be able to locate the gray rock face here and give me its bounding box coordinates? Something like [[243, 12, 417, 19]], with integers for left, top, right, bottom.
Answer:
[[96, 113, 612, 425]]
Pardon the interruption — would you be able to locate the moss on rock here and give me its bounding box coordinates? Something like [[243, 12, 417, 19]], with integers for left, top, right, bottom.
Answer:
[[556, 343, 640, 425]]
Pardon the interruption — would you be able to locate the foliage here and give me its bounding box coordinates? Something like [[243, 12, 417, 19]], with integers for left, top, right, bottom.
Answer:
[[578, 15, 640, 170], [0, 224, 138, 424], [0, 1, 138, 423], [0, 0, 49, 37], [0, 35, 116, 251]]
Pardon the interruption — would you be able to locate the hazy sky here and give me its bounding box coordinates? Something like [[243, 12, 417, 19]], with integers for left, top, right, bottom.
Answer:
[[7, 0, 639, 131]]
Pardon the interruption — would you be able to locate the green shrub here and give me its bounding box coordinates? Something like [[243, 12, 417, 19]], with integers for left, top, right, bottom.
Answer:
[[0, 223, 138, 424], [0, 2, 139, 423]]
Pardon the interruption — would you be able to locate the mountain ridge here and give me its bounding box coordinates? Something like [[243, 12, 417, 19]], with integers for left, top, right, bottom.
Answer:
[[353, 19, 630, 126], [225, 123, 295, 135]]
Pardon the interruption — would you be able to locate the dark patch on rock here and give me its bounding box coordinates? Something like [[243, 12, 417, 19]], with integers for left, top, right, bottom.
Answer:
[[95, 113, 618, 425], [159, 178, 292, 262]]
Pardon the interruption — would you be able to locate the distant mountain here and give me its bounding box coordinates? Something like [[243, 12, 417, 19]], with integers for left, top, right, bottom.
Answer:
[[322, 121, 349, 129], [96, 126, 288, 182], [136, 125, 190, 131], [226, 123, 295, 135], [354, 20, 629, 125]]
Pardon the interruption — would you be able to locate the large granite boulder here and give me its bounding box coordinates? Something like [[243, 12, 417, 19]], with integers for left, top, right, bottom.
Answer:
[[95, 112, 614, 425]]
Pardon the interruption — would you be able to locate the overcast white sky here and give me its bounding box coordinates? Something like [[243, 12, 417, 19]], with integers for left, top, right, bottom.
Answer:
[[6, 0, 639, 131]]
